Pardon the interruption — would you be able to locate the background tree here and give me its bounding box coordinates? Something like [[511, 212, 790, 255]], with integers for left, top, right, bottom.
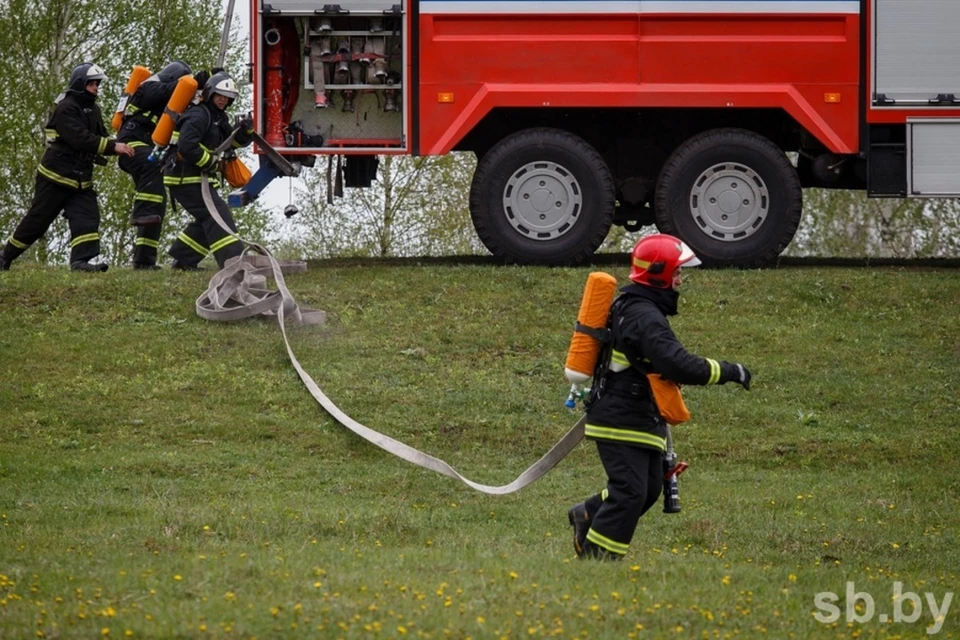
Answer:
[[275, 152, 483, 259], [786, 189, 960, 258]]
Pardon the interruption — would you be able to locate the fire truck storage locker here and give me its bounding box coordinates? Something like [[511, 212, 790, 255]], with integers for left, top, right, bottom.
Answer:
[[873, 0, 960, 105], [255, 0, 406, 152], [907, 119, 960, 196]]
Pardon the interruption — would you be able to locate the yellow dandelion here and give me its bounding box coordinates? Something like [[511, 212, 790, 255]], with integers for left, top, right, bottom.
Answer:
[[788, 574, 797, 582], [477, 616, 486, 624], [509, 571, 518, 579], [722, 576, 731, 586], [173, 575, 182, 582], [892, 543, 900, 549], [101, 629, 110, 637], [225, 591, 236, 601]]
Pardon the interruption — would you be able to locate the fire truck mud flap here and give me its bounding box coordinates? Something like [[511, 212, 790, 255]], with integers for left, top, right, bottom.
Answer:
[[469, 128, 615, 266], [654, 128, 802, 268]]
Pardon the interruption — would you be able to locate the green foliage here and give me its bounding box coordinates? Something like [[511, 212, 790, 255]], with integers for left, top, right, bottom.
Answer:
[[279, 152, 484, 259], [787, 189, 960, 258], [0, 264, 957, 638]]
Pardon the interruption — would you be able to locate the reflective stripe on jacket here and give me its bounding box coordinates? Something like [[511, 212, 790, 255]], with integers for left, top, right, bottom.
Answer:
[[39, 92, 116, 190]]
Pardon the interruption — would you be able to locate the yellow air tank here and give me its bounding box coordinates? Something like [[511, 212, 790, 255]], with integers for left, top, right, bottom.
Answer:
[[564, 271, 618, 408], [111, 65, 151, 131]]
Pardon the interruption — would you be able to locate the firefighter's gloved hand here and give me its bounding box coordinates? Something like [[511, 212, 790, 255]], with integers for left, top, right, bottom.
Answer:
[[201, 155, 220, 175], [194, 67, 224, 90], [193, 70, 211, 88], [721, 362, 752, 390], [237, 114, 254, 134]]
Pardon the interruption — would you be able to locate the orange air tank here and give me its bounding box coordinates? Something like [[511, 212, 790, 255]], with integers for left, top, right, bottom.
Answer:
[[564, 271, 618, 408], [112, 65, 151, 131], [151, 75, 199, 148]]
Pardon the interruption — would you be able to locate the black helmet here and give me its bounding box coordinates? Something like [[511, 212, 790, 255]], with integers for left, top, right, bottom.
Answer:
[[157, 60, 192, 83], [201, 71, 239, 105], [67, 62, 107, 94]]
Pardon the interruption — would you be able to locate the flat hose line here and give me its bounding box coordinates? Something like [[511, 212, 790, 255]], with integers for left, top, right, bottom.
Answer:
[[195, 163, 585, 494]]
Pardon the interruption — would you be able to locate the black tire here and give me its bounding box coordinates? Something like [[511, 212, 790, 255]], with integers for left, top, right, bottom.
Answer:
[[654, 128, 802, 267], [469, 128, 615, 265]]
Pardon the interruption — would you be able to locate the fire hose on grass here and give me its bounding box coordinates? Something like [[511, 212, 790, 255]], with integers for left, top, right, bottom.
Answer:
[[193, 127, 585, 495]]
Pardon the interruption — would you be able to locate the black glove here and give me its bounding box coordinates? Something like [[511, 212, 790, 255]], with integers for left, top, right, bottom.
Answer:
[[236, 113, 254, 133], [193, 69, 211, 89], [721, 361, 752, 390], [200, 155, 220, 175], [193, 67, 224, 90]]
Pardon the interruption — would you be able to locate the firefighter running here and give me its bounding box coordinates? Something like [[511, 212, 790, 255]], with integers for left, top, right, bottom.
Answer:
[[568, 234, 753, 560], [0, 63, 135, 272], [116, 60, 193, 270], [163, 71, 254, 270]]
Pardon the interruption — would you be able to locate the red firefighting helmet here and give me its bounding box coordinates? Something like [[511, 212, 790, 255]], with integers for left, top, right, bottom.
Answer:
[[629, 234, 701, 289]]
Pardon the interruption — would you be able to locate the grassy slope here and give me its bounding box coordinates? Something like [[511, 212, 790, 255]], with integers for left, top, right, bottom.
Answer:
[[0, 263, 958, 639]]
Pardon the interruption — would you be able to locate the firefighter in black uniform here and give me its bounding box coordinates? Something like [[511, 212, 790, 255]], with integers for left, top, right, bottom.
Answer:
[[0, 63, 134, 272], [163, 71, 253, 270], [116, 60, 193, 269], [568, 234, 753, 560]]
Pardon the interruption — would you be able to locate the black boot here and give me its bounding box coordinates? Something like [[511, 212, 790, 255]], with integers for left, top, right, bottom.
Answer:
[[0, 253, 9, 271], [568, 503, 591, 557], [70, 260, 109, 273], [171, 260, 204, 271], [579, 540, 624, 561]]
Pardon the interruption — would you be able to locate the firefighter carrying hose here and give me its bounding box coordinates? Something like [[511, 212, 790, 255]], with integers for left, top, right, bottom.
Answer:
[[163, 71, 254, 270], [0, 63, 135, 272], [568, 234, 753, 560], [116, 60, 193, 269]]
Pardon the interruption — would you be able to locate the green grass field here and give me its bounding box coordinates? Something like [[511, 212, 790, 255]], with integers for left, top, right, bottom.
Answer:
[[0, 261, 957, 639]]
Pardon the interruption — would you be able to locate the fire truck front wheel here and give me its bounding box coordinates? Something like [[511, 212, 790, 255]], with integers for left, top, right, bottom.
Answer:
[[654, 128, 803, 268], [469, 128, 615, 265]]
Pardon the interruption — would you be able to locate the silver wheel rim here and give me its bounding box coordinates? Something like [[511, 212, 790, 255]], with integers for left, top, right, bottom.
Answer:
[[502, 161, 582, 240], [688, 163, 769, 241]]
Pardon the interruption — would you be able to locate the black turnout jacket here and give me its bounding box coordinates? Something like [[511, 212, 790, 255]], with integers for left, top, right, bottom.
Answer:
[[39, 91, 118, 190], [162, 101, 252, 187], [584, 283, 741, 451]]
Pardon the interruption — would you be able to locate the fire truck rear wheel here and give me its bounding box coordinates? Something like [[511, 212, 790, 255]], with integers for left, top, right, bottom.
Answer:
[[654, 128, 802, 267], [469, 128, 615, 265]]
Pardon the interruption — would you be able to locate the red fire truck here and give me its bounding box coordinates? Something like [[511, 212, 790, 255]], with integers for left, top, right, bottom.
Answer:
[[241, 0, 960, 266]]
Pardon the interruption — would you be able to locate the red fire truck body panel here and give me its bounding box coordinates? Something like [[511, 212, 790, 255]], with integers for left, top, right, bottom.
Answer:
[[418, 10, 861, 154]]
